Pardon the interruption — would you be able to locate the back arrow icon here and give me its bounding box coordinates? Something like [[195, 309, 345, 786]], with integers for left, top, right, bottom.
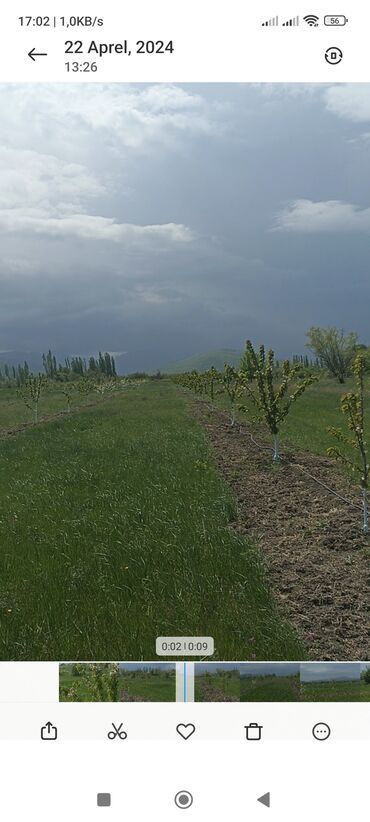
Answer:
[[28, 48, 48, 61], [257, 792, 271, 808]]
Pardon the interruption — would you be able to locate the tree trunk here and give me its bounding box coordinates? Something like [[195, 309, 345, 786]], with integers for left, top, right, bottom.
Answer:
[[362, 488, 368, 534], [273, 434, 280, 462]]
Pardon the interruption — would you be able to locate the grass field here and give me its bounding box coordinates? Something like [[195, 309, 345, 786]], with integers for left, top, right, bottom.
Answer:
[[59, 664, 176, 702], [0, 380, 303, 660], [301, 680, 362, 701], [0, 383, 94, 430], [240, 674, 301, 702]]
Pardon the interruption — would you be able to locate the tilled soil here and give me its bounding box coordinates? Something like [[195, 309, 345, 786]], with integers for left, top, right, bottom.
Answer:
[[198, 681, 239, 702], [120, 690, 149, 702], [190, 400, 369, 661]]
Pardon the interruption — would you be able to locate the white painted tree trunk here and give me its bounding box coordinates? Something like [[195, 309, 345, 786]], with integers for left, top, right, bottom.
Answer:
[[273, 434, 280, 462], [362, 488, 368, 534]]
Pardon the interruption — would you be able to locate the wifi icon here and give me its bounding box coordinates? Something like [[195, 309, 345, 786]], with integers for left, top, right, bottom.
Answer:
[[304, 14, 319, 26]]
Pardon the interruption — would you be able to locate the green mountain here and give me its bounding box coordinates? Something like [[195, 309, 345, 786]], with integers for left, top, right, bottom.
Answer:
[[162, 349, 243, 374]]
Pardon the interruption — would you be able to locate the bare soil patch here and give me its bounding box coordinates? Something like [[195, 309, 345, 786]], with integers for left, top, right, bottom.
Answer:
[[198, 681, 239, 702], [190, 399, 369, 661]]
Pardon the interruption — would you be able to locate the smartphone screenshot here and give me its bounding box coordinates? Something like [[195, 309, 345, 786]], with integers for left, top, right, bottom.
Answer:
[[0, 1, 368, 818]]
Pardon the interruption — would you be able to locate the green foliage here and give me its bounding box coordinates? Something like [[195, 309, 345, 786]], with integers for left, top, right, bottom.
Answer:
[[327, 352, 370, 533], [60, 383, 76, 413], [361, 667, 370, 684], [82, 663, 121, 701], [306, 326, 359, 383], [94, 378, 118, 398], [17, 374, 48, 422], [220, 364, 239, 425], [239, 341, 318, 461], [204, 366, 220, 402], [76, 376, 95, 396], [42, 349, 58, 379]]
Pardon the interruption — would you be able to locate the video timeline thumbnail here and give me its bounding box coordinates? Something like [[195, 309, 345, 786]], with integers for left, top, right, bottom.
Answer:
[[59, 661, 370, 702]]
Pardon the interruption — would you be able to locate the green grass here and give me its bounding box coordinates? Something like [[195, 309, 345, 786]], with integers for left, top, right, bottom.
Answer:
[[0, 381, 303, 660], [240, 674, 301, 702], [59, 665, 176, 702], [359, 681, 370, 702], [0, 384, 79, 430], [301, 680, 362, 701], [281, 376, 370, 457]]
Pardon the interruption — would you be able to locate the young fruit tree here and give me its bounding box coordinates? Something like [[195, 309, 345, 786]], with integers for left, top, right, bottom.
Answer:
[[204, 366, 220, 402], [60, 383, 75, 413], [94, 378, 117, 399], [221, 364, 240, 426], [17, 374, 47, 423], [239, 341, 318, 462], [76, 376, 95, 398], [327, 352, 370, 534]]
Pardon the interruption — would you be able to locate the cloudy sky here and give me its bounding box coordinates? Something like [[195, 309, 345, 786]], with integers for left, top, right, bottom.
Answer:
[[2, 82, 370, 371], [300, 663, 361, 682], [240, 663, 300, 677]]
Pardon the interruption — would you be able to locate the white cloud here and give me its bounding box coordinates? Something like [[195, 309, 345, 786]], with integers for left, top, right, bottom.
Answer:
[[0, 84, 218, 158], [0, 146, 104, 211], [324, 84, 370, 122], [272, 199, 370, 233], [0, 98, 197, 252], [0, 210, 193, 244]]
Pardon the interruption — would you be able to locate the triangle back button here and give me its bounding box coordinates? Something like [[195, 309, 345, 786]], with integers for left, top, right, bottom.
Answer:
[[257, 792, 271, 808]]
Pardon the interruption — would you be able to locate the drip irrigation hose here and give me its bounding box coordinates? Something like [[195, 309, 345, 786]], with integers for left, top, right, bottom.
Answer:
[[193, 394, 363, 512]]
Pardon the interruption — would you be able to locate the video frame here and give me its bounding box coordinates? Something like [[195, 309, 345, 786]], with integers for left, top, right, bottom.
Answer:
[[0, 84, 368, 662]]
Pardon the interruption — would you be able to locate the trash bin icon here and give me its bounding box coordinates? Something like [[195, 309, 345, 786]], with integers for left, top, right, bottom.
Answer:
[[244, 722, 263, 740]]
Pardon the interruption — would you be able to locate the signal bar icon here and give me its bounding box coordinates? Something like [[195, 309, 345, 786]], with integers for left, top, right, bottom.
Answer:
[[282, 15, 299, 26], [262, 15, 279, 26]]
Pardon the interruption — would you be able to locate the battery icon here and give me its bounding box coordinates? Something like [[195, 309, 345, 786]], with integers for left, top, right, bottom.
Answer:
[[324, 15, 348, 25]]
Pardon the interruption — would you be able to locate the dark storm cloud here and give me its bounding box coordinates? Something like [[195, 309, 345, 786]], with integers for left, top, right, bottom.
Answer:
[[1, 82, 370, 369]]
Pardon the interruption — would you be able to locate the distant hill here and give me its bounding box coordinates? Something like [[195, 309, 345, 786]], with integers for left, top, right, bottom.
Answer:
[[162, 349, 243, 374]]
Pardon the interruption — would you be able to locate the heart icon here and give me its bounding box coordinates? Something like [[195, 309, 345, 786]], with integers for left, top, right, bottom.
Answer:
[[176, 723, 196, 740]]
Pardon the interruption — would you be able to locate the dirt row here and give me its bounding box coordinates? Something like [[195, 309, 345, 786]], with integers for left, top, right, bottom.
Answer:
[[189, 399, 370, 661], [198, 681, 239, 702]]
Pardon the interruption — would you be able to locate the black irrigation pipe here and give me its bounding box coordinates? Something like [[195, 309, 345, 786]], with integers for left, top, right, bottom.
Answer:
[[193, 394, 363, 512]]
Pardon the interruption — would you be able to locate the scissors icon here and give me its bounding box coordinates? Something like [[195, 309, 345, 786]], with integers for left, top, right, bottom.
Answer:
[[107, 723, 127, 740]]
